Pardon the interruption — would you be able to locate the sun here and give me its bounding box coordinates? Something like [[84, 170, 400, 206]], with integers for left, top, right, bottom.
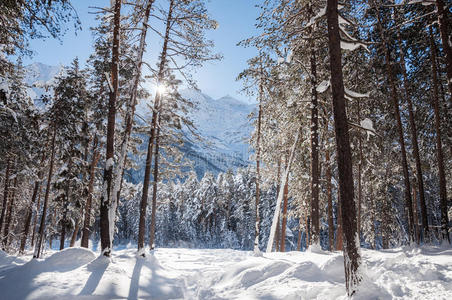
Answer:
[[157, 84, 167, 95]]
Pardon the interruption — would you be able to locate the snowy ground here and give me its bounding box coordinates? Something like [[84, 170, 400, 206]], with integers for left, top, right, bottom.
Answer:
[[0, 245, 451, 299]]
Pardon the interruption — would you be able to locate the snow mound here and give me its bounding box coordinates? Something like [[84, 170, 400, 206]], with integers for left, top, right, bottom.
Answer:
[[44, 247, 96, 270]]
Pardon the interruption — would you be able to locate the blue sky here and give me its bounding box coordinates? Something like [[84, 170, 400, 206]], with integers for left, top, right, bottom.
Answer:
[[23, 0, 261, 103]]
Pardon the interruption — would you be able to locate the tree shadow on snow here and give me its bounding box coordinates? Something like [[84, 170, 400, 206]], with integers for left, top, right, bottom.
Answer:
[[78, 257, 109, 296], [127, 254, 184, 300]]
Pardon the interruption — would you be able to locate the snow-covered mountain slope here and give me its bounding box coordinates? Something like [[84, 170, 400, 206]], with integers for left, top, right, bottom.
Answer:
[[178, 89, 255, 177], [25, 62, 63, 101], [24, 63, 255, 178], [1, 245, 451, 299]]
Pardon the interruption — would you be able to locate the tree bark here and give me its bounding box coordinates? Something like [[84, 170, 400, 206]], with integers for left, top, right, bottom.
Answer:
[[81, 136, 101, 248], [309, 35, 320, 247], [31, 186, 42, 248], [429, 26, 450, 243], [254, 57, 263, 253], [336, 187, 343, 251], [60, 158, 72, 250], [326, 149, 334, 251], [435, 0, 452, 99], [374, 1, 415, 242], [149, 115, 162, 251], [70, 220, 79, 247], [99, 0, 121, 257], [0, 158, 11, 234], [34, 125, 57, 258], [397, 28, 429, 240], [280, 175, 289, 252], [3, 177, 17, 249], [326, 0, 361, 294]]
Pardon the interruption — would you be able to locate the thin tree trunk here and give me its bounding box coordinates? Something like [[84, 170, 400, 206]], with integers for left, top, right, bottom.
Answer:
[[429, 26, 450, 243], [99, 0, 121, 257], [435, 0, 452, 98], [357, 101, 363, 238], [266, 129, 301, 253], [327, 0, 361, 294], [275, 158, 281, 252], [3, 177, 17, 249], [326, 149, 334, 251], [70, 220, 79, 247], [0, 158, 11, 233], [31, 186, 42, 248], [34, 125, 57, 258], [369, 184, 376, 250], [81, 136, 101, 248], [336, 187, 343, 251], [397, 28, 429, 240], [280, 175, 289, 252], [309, 44, 320, 247], [60, 158, 72, 250], [138, 0, 174, 255], [374, 1, 415, 242], [20, 180, 41, 253], [254, 58, 263, 253], [149, 116, 161, 251], [412, 184, 420, 244]]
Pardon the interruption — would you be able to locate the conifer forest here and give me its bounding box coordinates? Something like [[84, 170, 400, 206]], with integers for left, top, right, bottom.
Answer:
[[0, 0, 451, 299]]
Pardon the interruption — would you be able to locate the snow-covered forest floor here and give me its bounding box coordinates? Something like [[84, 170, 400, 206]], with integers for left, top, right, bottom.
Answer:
[[0, 245, 451, 300]]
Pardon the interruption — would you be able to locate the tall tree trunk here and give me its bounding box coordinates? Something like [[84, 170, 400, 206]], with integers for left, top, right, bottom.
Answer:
[[429, 26, 450, 243], [374, 1, 415, 242], [309, 43, 320, 247], [254, 58, 263, 253], [138, 0, 174, 255], [99, 0, 121, 257], [412, 184, 420, 244], [20, 180, 41, 253], [369, 184, 376, 250], [326, 0, 361, 294], [149, 116, 161, 251], [357, 101, 363, 238], [275, 158, 281, 252], [435, 0, 452, 99], [31, 186, 42, 248], [326, 149, 334, 251], [112, 0, 155, 229], [81, 136, 101, 248], [266, 129, 301, 252], [336, 187, 343, 251], [34, 125, 57, 258], [280, 175, 289, 252], [397, 28, 429, 240], [3, 177, 17, 249], [70, 220, 79, 247], [0, 158, 11, 233], [60, 158, 72, 250]]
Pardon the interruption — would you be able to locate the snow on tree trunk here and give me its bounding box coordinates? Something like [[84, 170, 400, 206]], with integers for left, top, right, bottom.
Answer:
[[308, 3, 320, 248], [254, 59, 263, 254], [266, 128, 301, 253], [326, 0, 362, 295], [149, 115, 162, 251], [99, 0, 121, 257]]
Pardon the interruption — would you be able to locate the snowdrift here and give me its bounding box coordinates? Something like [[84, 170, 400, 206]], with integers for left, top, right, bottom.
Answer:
[[0, 246, 451, 299]]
